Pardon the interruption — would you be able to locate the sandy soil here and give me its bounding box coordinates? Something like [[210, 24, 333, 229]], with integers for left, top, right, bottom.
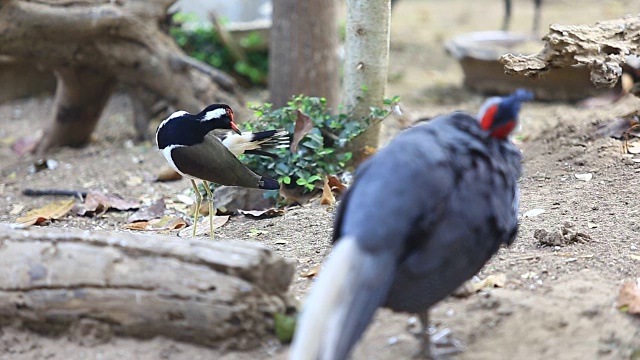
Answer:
[[1, 0, 640, 359]]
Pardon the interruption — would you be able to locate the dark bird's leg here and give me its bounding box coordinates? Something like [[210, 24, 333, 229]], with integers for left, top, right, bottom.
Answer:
[[532, 0, 543, 37], [203, 181, 215, 239], [190, 179, 202, 238], [414, 311, 463, 359], [501, 0, 512, 31]]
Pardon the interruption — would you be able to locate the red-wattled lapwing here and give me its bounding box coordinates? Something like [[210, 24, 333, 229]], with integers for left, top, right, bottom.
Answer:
[[156, 103, 287, 238], [290, 89, 533, 360]]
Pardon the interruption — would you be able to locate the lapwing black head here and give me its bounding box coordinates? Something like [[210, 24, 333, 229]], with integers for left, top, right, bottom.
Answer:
[[156, 104, 241, 152], [155, 103, 284, 239]]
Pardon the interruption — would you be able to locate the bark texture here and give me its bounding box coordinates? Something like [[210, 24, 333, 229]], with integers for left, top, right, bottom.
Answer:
[[269, 0, 339, 109], [343, 0, 391, 159], [0, 0, 244, 153], [0, 224, 294, 349], [501, 14, 640, 88]]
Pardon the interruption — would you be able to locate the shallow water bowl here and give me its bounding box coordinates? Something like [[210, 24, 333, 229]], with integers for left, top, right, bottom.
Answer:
[[445, 31, 614, 101]]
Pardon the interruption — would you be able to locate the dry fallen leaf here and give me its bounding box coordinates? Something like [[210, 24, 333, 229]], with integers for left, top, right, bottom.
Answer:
[[125, 175, 144, 187], [453, 274, 507, 297], [290, 110, 314, 153], [472, 273, 507, 291], [238, 208, 285, 219], [327, 175, 347, 194], [618, 278, 640, 315], [176, 193, 194, 206], [627, 142, 640, 154], [362, 146, 377, 158], [156, 167, 183, 182], [15, 198, 76, 228], [300, 264, 321, 278], [150, 216, 187, 230], [0, 135, 16, 147], [178, 215, 230, 237], [11, 135, 40, 156], [9, 204, 25, 215], [124, 216, 187, 231], [75, 191, 140, 216], [320, 177, 336, 205], [123, 221, 150, 231], [127, 198, 166, 223]]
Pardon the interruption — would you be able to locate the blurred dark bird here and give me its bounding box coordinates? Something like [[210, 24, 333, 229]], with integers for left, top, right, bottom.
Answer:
[[289, 89, 534, 360], [156, 104, 287, 238], [391, 0, 543, 36]]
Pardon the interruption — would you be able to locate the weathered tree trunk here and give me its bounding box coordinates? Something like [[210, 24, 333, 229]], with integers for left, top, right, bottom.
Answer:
[[343, 0, 391, 161], [501, 14, 640, 89], [269, 0, 339, 110], [0, 224, 294, 349], [38, 67, 117, 150], [0, 0, 244, 154]]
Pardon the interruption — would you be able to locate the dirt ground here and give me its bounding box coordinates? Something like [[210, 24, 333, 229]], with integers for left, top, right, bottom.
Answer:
[[1, 0, 640, 359]]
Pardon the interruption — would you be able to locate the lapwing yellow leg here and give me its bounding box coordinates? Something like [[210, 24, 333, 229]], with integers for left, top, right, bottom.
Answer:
[[190, 179, 202, 238], [203, 181, 215, 239]]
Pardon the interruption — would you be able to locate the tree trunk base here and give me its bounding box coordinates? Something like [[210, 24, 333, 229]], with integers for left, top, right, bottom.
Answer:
[[37, 67, 116, 154], [0, 224, 294, 350], [0, 0, 244, 154]]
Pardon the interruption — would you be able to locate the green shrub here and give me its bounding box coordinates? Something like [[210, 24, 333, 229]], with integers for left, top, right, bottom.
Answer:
[[240, 95, 400, 193], [169, 13, 268, 86]]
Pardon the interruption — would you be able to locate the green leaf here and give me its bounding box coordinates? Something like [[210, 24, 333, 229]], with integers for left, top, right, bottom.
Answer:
[[274, 312, 296, 343], [216, 94, 394, 206]]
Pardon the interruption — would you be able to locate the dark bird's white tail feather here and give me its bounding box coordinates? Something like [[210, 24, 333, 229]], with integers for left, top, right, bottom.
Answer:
[[290, 237, 396, 360]]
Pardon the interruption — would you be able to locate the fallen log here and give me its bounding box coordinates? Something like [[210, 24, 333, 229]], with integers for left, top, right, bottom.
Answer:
[[0, 224, 294, 350], [501, 14, 640, 89]]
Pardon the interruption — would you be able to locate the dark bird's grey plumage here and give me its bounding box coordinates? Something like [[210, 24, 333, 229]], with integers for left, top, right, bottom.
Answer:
[[290, 90, 533, 360]]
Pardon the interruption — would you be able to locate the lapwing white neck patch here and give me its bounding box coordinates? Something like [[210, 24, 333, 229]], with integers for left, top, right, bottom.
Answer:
[[161, 145, 186, 175], [203, 108, 226, 121]]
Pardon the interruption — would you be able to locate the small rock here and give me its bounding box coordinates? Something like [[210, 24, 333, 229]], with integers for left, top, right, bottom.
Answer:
[[534, 222, 592, 246], [524, 208, 545, 218], [575, 173, 593, 181]]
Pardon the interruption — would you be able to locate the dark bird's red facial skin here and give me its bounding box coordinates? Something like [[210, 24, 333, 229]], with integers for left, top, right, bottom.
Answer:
[[480, 104, 498, 131], [480, 103, 515, 139], [490, 120, 516, 139]]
